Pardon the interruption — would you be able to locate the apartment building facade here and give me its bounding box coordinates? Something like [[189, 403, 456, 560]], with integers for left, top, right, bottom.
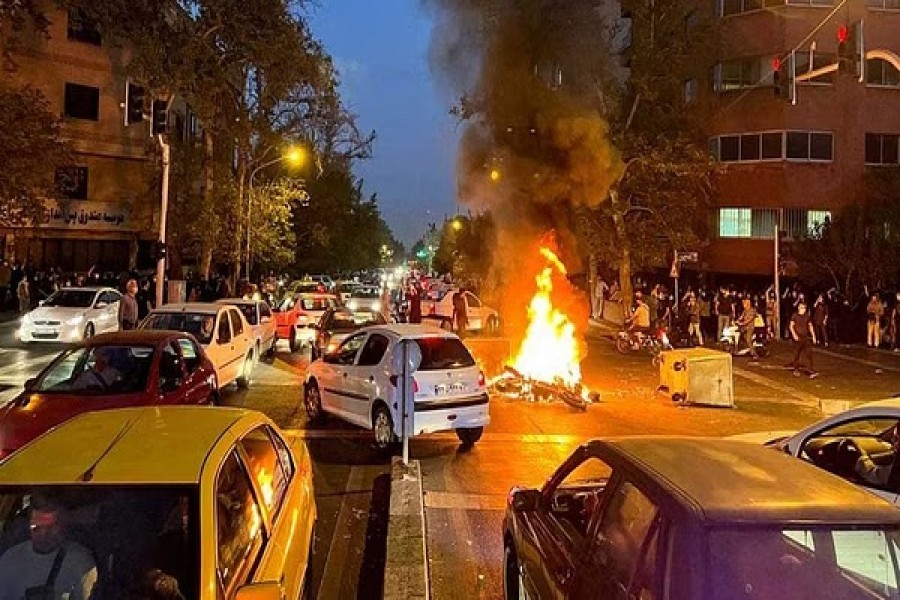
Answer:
[[702, 0, 900, 275], [0, 4, 160, 273]]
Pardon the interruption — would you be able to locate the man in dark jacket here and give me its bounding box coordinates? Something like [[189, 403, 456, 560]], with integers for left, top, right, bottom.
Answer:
[[452, 290, 468, 337]]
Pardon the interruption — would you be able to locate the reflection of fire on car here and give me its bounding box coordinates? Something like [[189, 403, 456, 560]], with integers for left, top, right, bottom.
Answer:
[[216, 298, 277, 359], [140, 303, 256, 390], [420, 288, 500, 335], [19, 287, 122, 343], [503, 437, 900, 600], [303, 324, 489, 450], [731, 397, 900, 506], [0, 331, 217, 460], [274, 293, 340, 353], [0, 406, 316, 599], [310, 307, 387, 361]]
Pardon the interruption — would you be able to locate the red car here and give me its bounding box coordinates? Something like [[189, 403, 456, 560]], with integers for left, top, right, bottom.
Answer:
[[0, 330, 217, 459], [274, 292, 341, 352]]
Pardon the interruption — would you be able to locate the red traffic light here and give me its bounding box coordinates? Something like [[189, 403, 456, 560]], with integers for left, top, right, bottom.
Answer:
[[772, 57, 782, 71], [837, 24, 848, 43]]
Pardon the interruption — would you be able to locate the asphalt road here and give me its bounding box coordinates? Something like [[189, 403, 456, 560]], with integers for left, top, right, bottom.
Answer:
[[1, 318, 900, 599]]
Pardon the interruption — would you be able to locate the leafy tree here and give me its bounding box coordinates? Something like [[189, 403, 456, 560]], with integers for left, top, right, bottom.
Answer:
[[433, 213, 495, 289], [0, 84, 71, 226], [249, 178, 305, 274]]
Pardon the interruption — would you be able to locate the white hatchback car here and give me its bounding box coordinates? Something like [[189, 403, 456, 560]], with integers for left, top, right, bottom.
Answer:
[[217, 298, 277, 359], [733, 398, 900, 505], [303, 324, 489, 449], [19, 287, 122, 343], [140, 303, 256, 389]]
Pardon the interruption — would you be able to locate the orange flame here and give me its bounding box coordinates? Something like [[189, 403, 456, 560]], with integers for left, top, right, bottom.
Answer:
[[511, 246, 583, 388]]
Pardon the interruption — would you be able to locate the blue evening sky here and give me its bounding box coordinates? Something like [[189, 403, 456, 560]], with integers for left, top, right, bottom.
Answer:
[[307, 1, 460, 247]]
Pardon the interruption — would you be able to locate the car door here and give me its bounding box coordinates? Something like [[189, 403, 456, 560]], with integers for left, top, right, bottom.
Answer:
[[258, 302, 275, 350], [104, 290, 122, 332], [465, 292, 483, 330], [229, 309, 251, 361], [518, 450, 615, 600], [157, 342, 189, 404], [344, 333, 391, 425], [92, 291, 113, 332], [572, 477, 667, 600], [319, 333, 366, 419], [212, 312, 236, 384], [237, 426, 310, 599], [176, 337, 215, 404], [214, 448, 268, 598]]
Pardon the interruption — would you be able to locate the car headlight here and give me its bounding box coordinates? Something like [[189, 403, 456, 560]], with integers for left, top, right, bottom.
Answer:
[[66, 316, 84, 326], [372, 301, 381, 312], [348, 301, 359, 311]]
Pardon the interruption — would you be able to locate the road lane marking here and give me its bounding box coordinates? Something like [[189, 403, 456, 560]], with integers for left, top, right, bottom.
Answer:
[[424, 491, 506, 512], [732, 366, 820, 406], [815, 348, 900, 373]]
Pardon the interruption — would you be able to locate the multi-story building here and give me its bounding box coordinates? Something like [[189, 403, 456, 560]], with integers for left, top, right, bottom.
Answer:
[[705, 0, 900, 276], [0, 4, 159, 273]]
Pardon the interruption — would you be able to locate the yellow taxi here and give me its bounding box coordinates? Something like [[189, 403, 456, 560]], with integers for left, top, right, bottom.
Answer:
[[0, 406, 315, 599]]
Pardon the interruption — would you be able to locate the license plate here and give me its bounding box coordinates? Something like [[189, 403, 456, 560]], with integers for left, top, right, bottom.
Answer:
[[434, 382, 466, 395]]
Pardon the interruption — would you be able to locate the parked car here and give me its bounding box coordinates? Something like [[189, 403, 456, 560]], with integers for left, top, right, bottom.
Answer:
[[346, 285, 383, 313], [0, 331, 217, 459], [0, 406, 316, 599], [421, 288, 500, 335], [140, 303, 256, 390], [19, 287, 122, 343], [310, 307, 387, 361], [303, 324, 489, 450], [217, 298, 277, 359], [732, 397, 900, 505], [274, 293, 341, 352], [503, 436, 900, 600]]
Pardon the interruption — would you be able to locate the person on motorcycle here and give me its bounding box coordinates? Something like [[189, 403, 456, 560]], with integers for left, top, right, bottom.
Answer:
[[627, 292, 652, 338], [736, 298, 759, 359]]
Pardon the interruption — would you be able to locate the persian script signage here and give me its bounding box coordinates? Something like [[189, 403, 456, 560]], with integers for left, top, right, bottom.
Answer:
[[40, 202, 135, 231]]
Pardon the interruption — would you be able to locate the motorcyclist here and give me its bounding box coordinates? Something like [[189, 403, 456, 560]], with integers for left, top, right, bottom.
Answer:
[[626, 292, 652, 339], [735, 298, 759, 359]]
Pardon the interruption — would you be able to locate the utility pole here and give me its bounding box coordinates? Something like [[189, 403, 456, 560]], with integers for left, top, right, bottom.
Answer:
[[774, 222, 781, 338], [155, 135, 171, 309]]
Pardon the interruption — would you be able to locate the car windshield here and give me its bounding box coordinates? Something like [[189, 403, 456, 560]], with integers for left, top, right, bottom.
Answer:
[[351, 288, 380, 299], [141, 312, 216, 345], [236, 304, 257, 325], [0, 485, 199, 599], [35, 345, 155, 394], [42, 290, 96, 308], [413, 337, 476, 370], [708, 525, 900, 599]]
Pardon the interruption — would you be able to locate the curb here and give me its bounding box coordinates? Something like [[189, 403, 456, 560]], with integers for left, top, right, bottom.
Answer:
[[383, 457, 429, 600]]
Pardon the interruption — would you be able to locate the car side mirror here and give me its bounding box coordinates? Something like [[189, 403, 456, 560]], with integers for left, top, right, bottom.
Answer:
[[509, 487, 541, 512], [95, 302, 108, 309], [24, 377, 37, 391], [235, 582, 281, 600], [38, 300, 45, 307]]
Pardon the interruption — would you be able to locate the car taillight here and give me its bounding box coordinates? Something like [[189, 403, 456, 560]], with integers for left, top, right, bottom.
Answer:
[[388, 375, 419, 393], [429, 304, 435, 315], [477, 370, 485, 388]]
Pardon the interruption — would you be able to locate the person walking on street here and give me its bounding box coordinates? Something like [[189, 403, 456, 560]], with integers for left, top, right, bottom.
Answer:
[[736, 298, 759, 359], [813, 294, 829, 347], [789, 302, 818, 378], [867, 293, 885, 348], [16, 277, 29, 315], [452, 289, 468, 337], [891, 293, 900, 353], [715, 288, 732, 341], [407, 284, 422, 324], [687, 293, 703, 346], [593, 278, 608, 319], [118, 279, 139, 330]]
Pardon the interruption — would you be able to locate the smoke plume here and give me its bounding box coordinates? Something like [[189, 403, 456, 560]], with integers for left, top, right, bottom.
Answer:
[[425, 0, 625, 337]]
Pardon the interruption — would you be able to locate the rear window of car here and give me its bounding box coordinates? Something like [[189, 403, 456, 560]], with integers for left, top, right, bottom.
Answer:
[[351, 288, 380, 299], [300, 298, 333, 311], [413, 337, 475, 371]]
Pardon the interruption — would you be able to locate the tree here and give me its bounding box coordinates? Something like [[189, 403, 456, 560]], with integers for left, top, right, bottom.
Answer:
[[433, 213, 495, 289], [249, 178, 305, 274], [0, 84, 71, 226]]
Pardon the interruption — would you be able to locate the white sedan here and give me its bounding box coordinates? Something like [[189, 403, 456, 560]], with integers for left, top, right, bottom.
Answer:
[[734, 398, 900, 505], [217, 298, 277, 359], [303, 324, 489, 450], [421, 288, 500, 334], [19, 287, 121, 343], [140, 303, 256, 389]]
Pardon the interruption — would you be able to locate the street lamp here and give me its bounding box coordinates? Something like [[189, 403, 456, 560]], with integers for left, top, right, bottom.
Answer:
[[451, 218, 463, 232], [246, 146, 306, 279], [489, 168, 501, 183]]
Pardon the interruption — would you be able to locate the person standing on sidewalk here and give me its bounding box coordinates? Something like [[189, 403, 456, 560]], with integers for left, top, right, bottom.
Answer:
[[891, 293, 900, 353], [118, 279, 139, 331], [789, 302, 818, 379], [16, 276, 29, 316], [813, 294, 829, 347], [867, 293, 885, 348]]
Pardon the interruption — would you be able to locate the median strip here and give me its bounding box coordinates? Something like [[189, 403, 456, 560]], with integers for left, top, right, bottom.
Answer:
[[383, 457, 430, 600]]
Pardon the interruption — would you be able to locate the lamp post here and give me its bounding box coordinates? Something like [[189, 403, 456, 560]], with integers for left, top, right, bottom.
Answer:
[[246, 146, 305, 279]]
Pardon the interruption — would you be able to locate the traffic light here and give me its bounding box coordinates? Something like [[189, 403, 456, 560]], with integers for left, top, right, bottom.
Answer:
[[151, 99, 168, 136], [125, 81, 145, 125], [772, 56, 792, 101], [153, 240, 167, 261], [838, 21, 863, 77]]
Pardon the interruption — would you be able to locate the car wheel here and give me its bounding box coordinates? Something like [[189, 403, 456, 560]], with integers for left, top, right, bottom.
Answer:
[[236, 352, 253, 389], [503, 543, 527, 600], [290, 328, 300, 353], [372, 404, 397, 452], [615, 335, 631, 354], [83, 322, 95, 339], [456, 426, 484, 447], [267, 336, 277, 359], [304, 381, 324, 422]]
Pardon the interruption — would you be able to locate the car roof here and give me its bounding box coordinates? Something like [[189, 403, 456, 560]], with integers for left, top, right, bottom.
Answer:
[[598, 437, 900, 526], [294, 293, 337, 300], [151, 302, 228, 315], [83, 330, 185, 346], [369, 323, 457, 339], [215, 298, 256, 306], [56, 287, 109, 293], [0, 407, 260, 485]]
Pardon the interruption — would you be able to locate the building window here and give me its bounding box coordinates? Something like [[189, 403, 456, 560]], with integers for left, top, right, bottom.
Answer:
[[807, 210, 832, 235], [64, 83, 100, 121], [720, 0, 762, 16], [683, 79, 698, 104], [785, 131, 833, 161], [67, 8, 102, 46], [867, 0, 900, 8], [866, 58, 900, 87], [761, 132, 783, 159], [712, 131, 788, 162], [786, 0, 833, 5], [865, 133, 900, 165], [55, 167, 89, 200], [714, 57, 770, 91], [719, 208, 752, 238]]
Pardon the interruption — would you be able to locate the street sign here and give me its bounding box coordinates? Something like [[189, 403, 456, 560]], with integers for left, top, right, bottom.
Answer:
[[677, 251, 699, 263]]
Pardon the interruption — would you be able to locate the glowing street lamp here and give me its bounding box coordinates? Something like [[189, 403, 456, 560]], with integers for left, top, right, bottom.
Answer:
[[490, 168, 501, 183], [451, 218, 463, 232]]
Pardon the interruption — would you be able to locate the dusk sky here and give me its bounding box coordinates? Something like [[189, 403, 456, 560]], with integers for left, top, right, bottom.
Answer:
[[307, 1, 460, 247]]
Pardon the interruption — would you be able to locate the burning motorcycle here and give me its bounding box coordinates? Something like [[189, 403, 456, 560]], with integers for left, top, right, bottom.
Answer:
[[719, 323, 770, 358], [615, 326, 673, 365]]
